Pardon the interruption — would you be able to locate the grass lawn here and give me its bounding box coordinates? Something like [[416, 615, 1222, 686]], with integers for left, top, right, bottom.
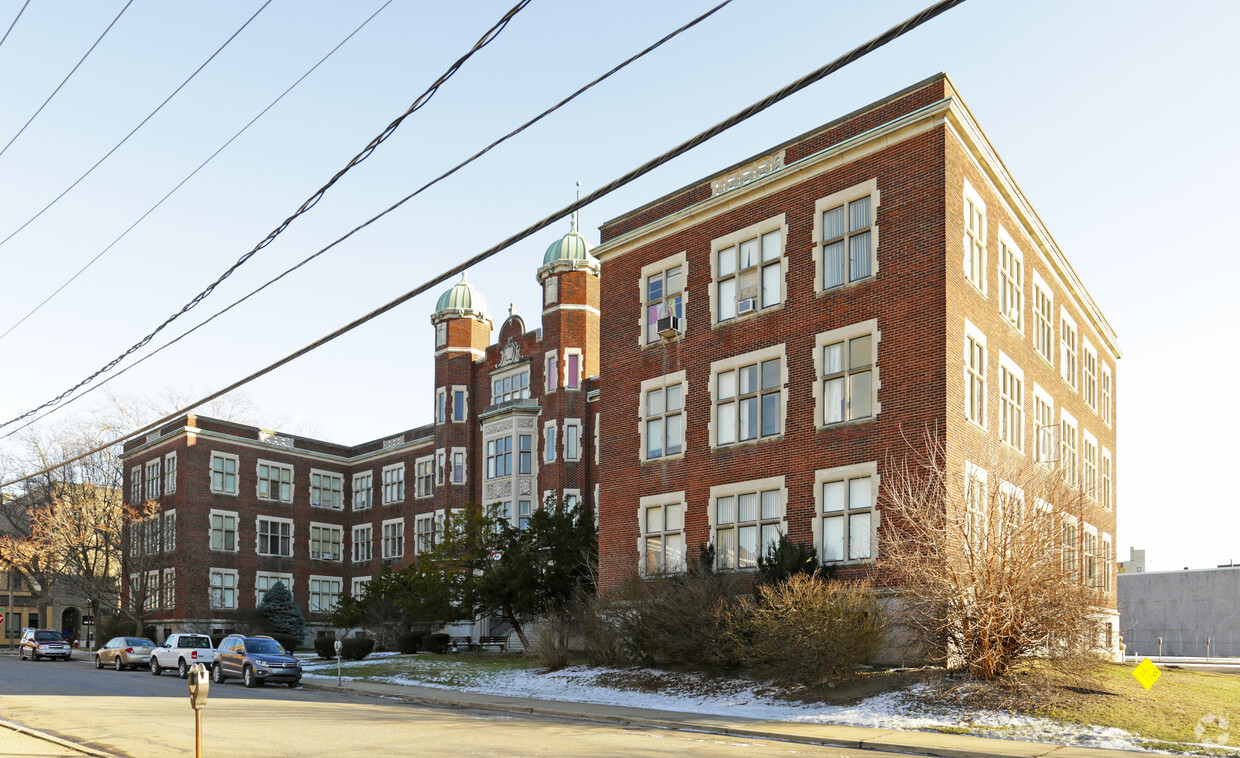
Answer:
[[308, 652, 537, 689]]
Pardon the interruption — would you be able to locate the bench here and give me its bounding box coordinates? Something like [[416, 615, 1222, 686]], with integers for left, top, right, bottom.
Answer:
[[448, 636, 472, 652], [478, 635, 508, 652]]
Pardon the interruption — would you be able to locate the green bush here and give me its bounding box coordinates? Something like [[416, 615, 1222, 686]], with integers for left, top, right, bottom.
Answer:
[[396, 632, 421, 654], [313, 636, 338, 659], [421, 633, 450, 654], [268, 632, 301, 653], [96, 614, 132, 643], [340, 637, 375, 660]]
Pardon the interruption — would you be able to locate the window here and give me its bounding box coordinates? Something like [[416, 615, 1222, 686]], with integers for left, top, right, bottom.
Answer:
[[566, 352, 581, 390], [999, 356, 1023, 452], [310, 523, 343, 561], [817, 464, 876, 563], [1061, 518, 1079, 579], [714, 219, 784, 322], [452, 449, 466, 483], [964, 463, 987, 552], [644, 259, 684, 344], [487, 437, 512, 478], [164, 452, 177, 494], [145, 460, 161, 500], [453, 388, 466, 422], [713, 347, 784, 446], [492, 369, 530, 404], [209, 569, 237, 609], [381, 519, 404, 559], [517, 499, 533, 529], [1101, 448, 1113, 510], [163, 509, 176, 553], [130, 465, 142, 504], [145, 513, 160, 554], [817, 321, 877, 425], [714, 484, 783, 570], [311, 471, 343, 509], [352, 472, 373, 510], [1100, 534, 1113, 591], [544, 276, 558, 305], [545, 351, 558, 392], [162, 568, 175, 609], [415, 457, 434, 498], [564, 420, 582, 461], [309, 576, 342, 613], [1060, 412, 1078, 485], [1083, 341, 1097, 410], [130, 521, 143, 557], [1100, 365, 1113, 426], [415, 514, 435, 554], [641, 496, 685, 575], [1083, 433, 1098, 501], [492, 501, 512, 527], [642, 373, 684, 460], [257, 461, 292, 502], [382, 464, 404, 504], [436, 388, 447, 424], [817, 181, 876, 290], [145, 570, 160, 610], [964, 183, 986, 294], [1033, 275, 1054, 364], [965, 322, 986, 428], [563, 490, 580, 513], [255, 572, 292, 605], [544, 423, 557, 462], [256, 517, 293, 557], [352, 525, 372, 562], [998, 230, 1022, 329], [1083, 528, 1098, 589], [1034, 386, 1055, 468], [209, 510, 238, 552], [1061, 310, 1078, 390], [352, 576, 370, 597], [436, 450, 445, 486]]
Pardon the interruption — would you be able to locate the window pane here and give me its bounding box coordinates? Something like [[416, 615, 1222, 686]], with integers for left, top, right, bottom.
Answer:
[[761, 359, 780, 390], [849, 477, 872, 510], [739, 364, 757, 395], [646, 419, 663, 458], [666, 384, 682, 412], [824, 342, 844, 374], [738, 525, 758, 568], [761, 523, 781, 555], [739, 238, 759, 268], [717, 496, 736, 525], [719, 278, 736, 320], [666, 504, 684, 531], [666, 533, 685, 573], [739, 396, 757, 440], [666, 413, 683, 454], [717, 402, 736, 444], [738, 493, 758, 522], [849, 513, 872, 559], [761, 392, 780, 436], [825, 377, 845, 423], [761, 262, 781, 307], [647, 276, 663, 302], [849, 370, 872, 419], [646, 388, 664, 416], [824, 240, 845, 288], [645, 536, 664, 574], [717, 528, 737, 569], [823, 206, 845, 240], [849, 230, 871, 280], [823, 481, 846, 512], [761, 490, 780, 520], [718, 369, 737, 400], [823, 516, 844, 561], [645, 507, 663, 533], [849, 335, 872, 369], [718, 246, 737, 277], [665, 266, 682, 293], [849, 196, 871, 231], [761, 231, 780, 262]]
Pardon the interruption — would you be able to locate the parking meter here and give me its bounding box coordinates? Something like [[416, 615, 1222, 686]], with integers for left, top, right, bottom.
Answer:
[[188, 663, 210, 709], [335, 639, 343, 685]]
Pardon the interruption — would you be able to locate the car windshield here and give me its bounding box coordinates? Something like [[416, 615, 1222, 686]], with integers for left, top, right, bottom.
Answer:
[[126, 638, 154, 647], [244, 639, 284, 655], [35, 631, 62, 641], [181, 637, 210, 648]]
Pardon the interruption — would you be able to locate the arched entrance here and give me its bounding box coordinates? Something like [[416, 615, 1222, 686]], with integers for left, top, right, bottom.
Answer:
[[61, 607, 81, 646]]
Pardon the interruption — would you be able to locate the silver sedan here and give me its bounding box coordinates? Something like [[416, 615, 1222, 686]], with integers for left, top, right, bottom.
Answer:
[[95, 637, 156, 671]]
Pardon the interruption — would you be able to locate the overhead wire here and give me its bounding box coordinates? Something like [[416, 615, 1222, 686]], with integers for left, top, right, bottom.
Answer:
[[0, 0, 969, 489], [0, 0, 136, 160], [0, 0, 31, 52], [0, 0, 533, 432], [0, 0, 396, 343], [0, 0, 737, 442]]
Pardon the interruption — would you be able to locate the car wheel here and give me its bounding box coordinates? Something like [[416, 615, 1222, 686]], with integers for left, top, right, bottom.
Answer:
[[212, 663, 226, 684], [178, 659, 189, 679], [150, 657, 162, 675], [288, 681, 299, 688], [243, 666, 257, 688], [95, 655, 103, 669], [114, 656, 124, 671]]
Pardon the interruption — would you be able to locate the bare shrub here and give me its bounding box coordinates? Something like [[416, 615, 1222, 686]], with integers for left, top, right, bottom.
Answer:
[[528, 611, 574, 671]]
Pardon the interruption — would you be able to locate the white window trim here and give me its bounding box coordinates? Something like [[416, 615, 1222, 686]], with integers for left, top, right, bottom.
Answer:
[[208, 508, 239, 553], [352, 470, 373, 511], [209, 568, 238, 610], [563, 419, 583, 461], [638, 251, 687, 348], [1032, 268, 1055, 368], [308, 575, 343, 614], [709, 213, 788, 326], [414, 513, 436, 554], [1101, 446, 1114, 511], [813, 319, 880, 428], [130, 465, 142, 505], [563, 348, 583, 390], [164, 452, 177, 495], [637, 491, 687, 576], [209, 451, 240, 497], [490, 365, 531, 404], [1100, 363, 1113, 427], [562, 488, 582, 513], [1082, 430, 1099, 502], [352, 576, 371, 596], [414, 455, 435, 499], [998, 351, 1024, 454], [435, 387, 447, 424], [255, 458, 294, 503], [1033, 383, 1056, 469], [163, 509, 177, 553], [812, 178, 879, 293], [708, 343, 788, 449], [639, 370, 687, 463], [1082, 337, 1098, 410], [1060, 408, 1079, 486], [162, 567, 176, 609], [1060, 307, 1079, 391], [144, 458, 160, 501], [964, 319, 988, 430], [254, 571, 294, 606], [381, 462, 405, 505], [309, 468, 344, 510], [963, 180, 987, 296], [545, 349, 559, 393], [351, 524, 373, 563], [450, 447, 467, 485], [309, 521, 344, 562], [544, 421, 558, 462], [997, 225, 1024, 333], [707, 475, 787, 570], [811, 462, 879, 565], [255, 515, 294, 557], [381, 517, 405, 559]]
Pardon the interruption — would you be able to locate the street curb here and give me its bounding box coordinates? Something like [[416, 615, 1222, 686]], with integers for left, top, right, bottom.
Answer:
[[0, 717, 122, 758]]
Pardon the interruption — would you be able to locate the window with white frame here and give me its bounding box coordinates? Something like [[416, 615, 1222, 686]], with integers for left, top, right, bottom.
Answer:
[[209, 569, 237, 609], [256, 516, 293, 557], [311, 470, 343, 509], [130, 521, 142, 557], [817, 463, 876, 563], [145, 514, 160, 554], [517, 435, 532, 475], [816, 320, 878, 426], [1083, 432, 1098, 501], [544, 422, 557, 462], [309, 576, 342, 613], [1100, 534, 1113, 591], [565, 351, 582, 390], [255, 572, 292, 605], [451, 449, 466, 484], [713, 346, 785, 446], [381, 519, 404, 559], [999, 355, 1023, 452], [382, 464, 404, 504], [1060, 411, 1078, 486], [1083, 340, 1097, 410], [713, 216, 785, 323], [998, 229, 1023, 329], [1034, 386, 1055, 468], [415, 457, 434, 498], [1100, 365, 1113, 426], [545, 351, 558, 392], [1033, 274, 1053, 365], [352, 524, 372, 562], [640, 495, 685, 575], [1061, 517, 1079, 579], [452, 387, 466, 422], [1082, 526, 1098, 589], [643, 256, 684, 344], [518, 499, 533, 529], [436, 387, 446, 424], [492, 369, 530, 404], [164, 452, 177, 494], [492, 501, 512, 526], [963, 183, 986, 294], [210, 452, 238, 495], [310, 523, 343, 561], [965, 463, 987, 552], [352, 471, 373, 510], [209, 510, 237, 552], [563, 490, 580, 513], [145, 569, 160, 610], [145, 459, 161, 500], [641, 373, 684, 460], [130, 465, 142, 504], [415, 513, 435, 554], [487, 437, 512, 478], [712, 479, 784, 570], [1101, 448, 1113, 510], [1061, 310, 1078, 390], [965, 321, 987, 428], [162, 568, 175, 609], [257, 461, 293, 502], [816, 181, 877, 291], [564, 420, 582, 461], [436, 450, 445, 486], [163, 509, 176, 553], [351, 576, 370, 597]]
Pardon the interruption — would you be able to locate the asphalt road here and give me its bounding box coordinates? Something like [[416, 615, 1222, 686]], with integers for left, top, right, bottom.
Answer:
[[0, 655, 895, 758]]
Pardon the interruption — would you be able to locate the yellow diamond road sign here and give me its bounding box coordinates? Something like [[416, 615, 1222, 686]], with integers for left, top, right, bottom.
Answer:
[[1132, 657, 1161, 690]]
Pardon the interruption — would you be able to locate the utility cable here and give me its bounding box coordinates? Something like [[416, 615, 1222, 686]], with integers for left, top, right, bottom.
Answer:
[[0, 0, 737, 442], [0, 0, 396, 343], [0, 0, 135, 160], [0, 0, 968, 488], [0, 0, 532, 431], [0, 0, 274, 249], [0, 0, 31, 52]]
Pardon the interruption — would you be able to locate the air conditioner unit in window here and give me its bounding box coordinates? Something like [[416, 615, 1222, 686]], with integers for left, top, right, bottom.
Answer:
[[656, 315, 683, 338], [736, 297, 757, 314]]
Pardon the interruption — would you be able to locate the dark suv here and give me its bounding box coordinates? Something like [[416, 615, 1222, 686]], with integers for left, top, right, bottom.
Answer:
[[19, 628, 72, 661], [212, 635, 301, 688]]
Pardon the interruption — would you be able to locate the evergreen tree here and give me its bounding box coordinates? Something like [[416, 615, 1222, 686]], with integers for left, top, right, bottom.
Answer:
[[259, 581, 306, 642]]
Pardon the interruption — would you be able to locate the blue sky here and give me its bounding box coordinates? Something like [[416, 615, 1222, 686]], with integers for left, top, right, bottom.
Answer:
[[0, 0, 1235, 572]]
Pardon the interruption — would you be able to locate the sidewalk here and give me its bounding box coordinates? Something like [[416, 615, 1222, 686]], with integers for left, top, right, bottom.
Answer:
[[0, 718, 118, 758], [299, 677, 1145, 758]]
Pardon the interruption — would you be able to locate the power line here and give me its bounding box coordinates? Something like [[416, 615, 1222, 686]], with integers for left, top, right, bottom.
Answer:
[[0, 0, 737, 441], [0, 0, 396, 343], [0, 0, 968, 489], [0, 0, 135, 160], [0, 0, 532, 432], [0, 0, 31, 52], [0, 0, 274, 249]]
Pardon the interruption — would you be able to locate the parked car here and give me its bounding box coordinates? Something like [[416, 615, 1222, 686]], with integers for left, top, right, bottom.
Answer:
[[95, 637, 156, 671], [212, 635, 301, 688], [19, 628, 72, 661], [149, 633, 216, 678]]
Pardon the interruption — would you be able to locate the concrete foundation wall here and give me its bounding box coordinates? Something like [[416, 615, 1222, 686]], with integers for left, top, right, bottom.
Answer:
[[1118, 567, 1240, 657]]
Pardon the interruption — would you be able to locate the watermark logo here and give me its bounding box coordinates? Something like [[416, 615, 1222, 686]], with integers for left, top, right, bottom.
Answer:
[[1194, 713, 1230, 746]]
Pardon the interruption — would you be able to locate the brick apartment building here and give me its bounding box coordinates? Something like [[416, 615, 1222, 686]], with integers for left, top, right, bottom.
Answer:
[[122, 74, 1119, 646]]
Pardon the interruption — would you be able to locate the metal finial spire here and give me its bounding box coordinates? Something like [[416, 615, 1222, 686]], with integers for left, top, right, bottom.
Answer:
[[571, 181, 581, 232]]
